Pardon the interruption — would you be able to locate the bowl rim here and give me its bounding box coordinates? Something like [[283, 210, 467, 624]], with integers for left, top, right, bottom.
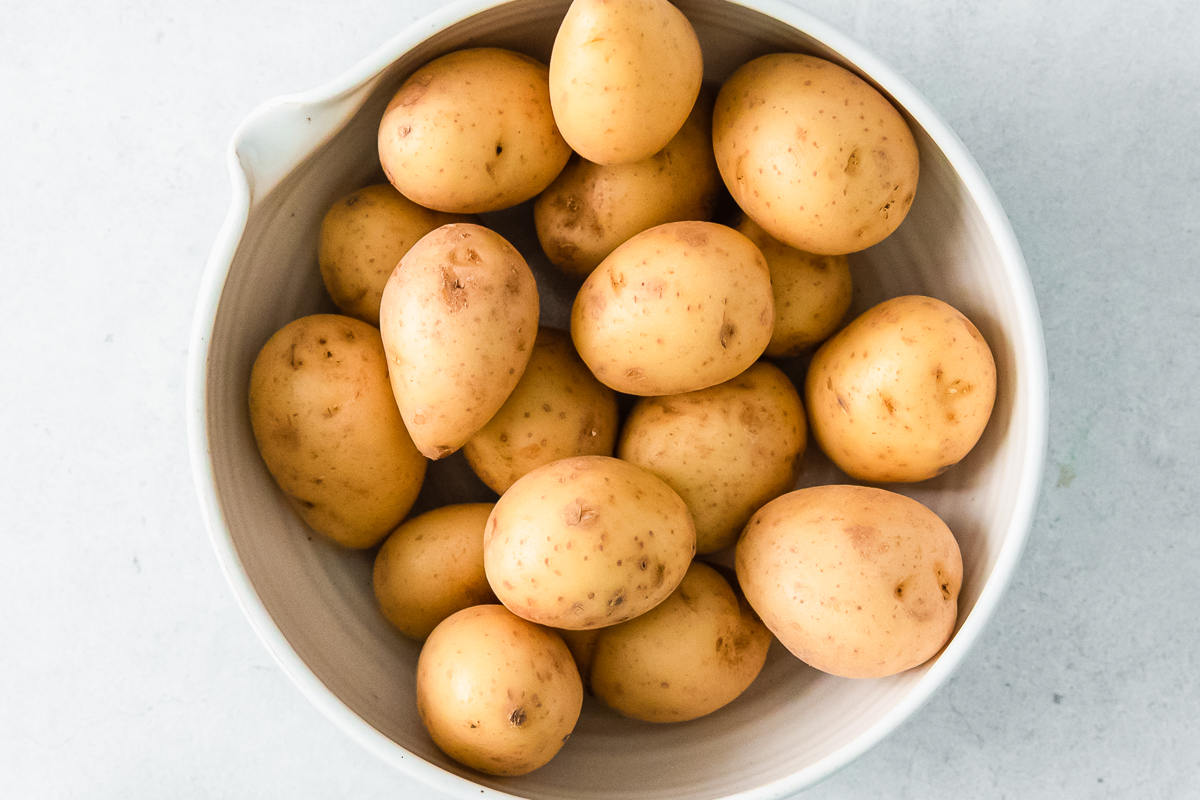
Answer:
[[186, 0, 1049, 797]]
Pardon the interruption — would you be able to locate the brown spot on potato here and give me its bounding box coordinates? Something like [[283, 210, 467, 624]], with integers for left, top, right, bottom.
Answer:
[[563, 498, 598, 526], [675, 222, 709, 248], [509, 708, 526, 727], [440, 267, 468, 312]]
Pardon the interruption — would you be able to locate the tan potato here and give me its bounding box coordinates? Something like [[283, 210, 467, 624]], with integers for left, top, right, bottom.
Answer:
[[805, 295, 997, 482], [372, 503, 497, 641], [555, 628, 602, 692], [463, 327, 618, 494], [416, 605, 582, 776], [247, 314, 426, 548], [379, 223, 539, 460], [736, 216, 853, 356], [713, 53, 920, 255], [317, 183, 469, 326], [484, 456, 696, 630], [378, 48, 571, 214], [570, 221, 774, 395], [736, 485, 963, 679], [549, 0, 703, 165], [617, 362, 806, 554], [588, 561, 772, 722]]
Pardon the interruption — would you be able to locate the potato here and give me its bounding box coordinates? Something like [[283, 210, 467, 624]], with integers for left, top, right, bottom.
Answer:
[[534, 89, 721, 279], [617, 362, 806, 554], [416, 605, 582, 776], [484, 455, 696, 630], [317, 183, 469, 326], [463, 327, 619, 494], [805, 295, 996, 482], [247, 314, 426, 548], [570, 221, 774, 395], [379, 223, 539, 460], [588, 561, 772, 722], [713, 53, 920, 255], [556, 628, 602, 692], [736, 485, 962, 679], [373, 503, 497, 641], [549, 0, 703, 165], [378, 48, 571, 214]]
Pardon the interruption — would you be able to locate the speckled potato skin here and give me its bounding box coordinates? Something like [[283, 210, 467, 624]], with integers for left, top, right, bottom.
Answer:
[[463, 327, 618, 494], [736, 485, 963, 679], [379, 223, 539, 460], [247, 315, 426, 549], [713, 53, 919, 255], [549, 0, 703, 165], [618, 362, 806, 554], [378, 48, 571, 214], [570, 221, 774, 395], [588, 562, 772, 722], [416, 605, 583, 776], [373, 503, 498, 641], [317, 183, 470, 326], [484, 456, 696, 630], [804, 295, 996, 482]]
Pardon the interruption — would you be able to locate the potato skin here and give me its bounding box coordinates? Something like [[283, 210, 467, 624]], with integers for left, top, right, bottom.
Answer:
[[416, 605, 583, 776], [247, 315, 426, 548], [805, 295, 996, 482], [736, 485, 962, 679]]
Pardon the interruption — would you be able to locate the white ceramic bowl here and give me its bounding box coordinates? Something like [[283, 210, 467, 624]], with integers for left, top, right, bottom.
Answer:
[[187, 1, 1048, 797]]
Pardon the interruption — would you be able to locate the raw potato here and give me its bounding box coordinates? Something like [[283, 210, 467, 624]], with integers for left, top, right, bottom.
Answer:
[[556, 628, 602, 691], [379, 223, 539, 460], [373, 503, 497, 641], [247, 314, 426, 549], [588, 561, 772, 722], [618, 361, 807, 554], [378, 48, 571, 214], [549, 0, 703, 165], [484, 456, 696, 630], [713, 53, 920, 255], [805, 295, 996, 482], [463, 327, 619, 494], [571, 221, 774, 395], [736, 485, 962, 679], [417, 605, 583, 776]]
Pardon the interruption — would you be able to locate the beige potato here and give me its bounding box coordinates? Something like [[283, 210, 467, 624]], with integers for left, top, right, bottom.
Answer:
[[379, 223, 539, 460], [417, 605, 583, 776], [805, 295, 997, 482], [317, 183, 469, 326], [736, 485, 963, 679], [713, 53, 920, 255], [378, 48, 571, 214], [549, 0, 703, 165], [618, 362, 806, 554], [556, 628, 602, 692], [571, 221, 774, 395], [484, 456, 696, 630], [463, 327, 619, 494], [247, 314, 426, 549], [373, 503, 497, 641]]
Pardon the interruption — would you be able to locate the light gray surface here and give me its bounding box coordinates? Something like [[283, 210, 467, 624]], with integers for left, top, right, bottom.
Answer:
[[1, 0, 1196, 797]]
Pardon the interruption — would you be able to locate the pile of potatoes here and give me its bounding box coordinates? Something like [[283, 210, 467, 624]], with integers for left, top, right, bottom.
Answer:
[[247, 0, 997, 778]]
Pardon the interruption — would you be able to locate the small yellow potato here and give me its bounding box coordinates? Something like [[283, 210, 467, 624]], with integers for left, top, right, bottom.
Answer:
[[534, 89, 721, 279], [372, 503, 497, 641], [484, 456, 696, 630], [463, 327, 619, 494], [379, 223, 539, 460], [805, 295, 997, 482], [317, 183, 469, 326], [571, 221, 774, 395], [618, 362, 806, 554], [378, 48, 571, 214], [713, 53, 920, 255], [417, 605, 583, 776], [556, 628, 602, 691], [247, 314, 426, 549], [588, 561, 772, 722], [736, 485, 963, 679], [549, 0, 703, 165], [736, 216, 853, 356]]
